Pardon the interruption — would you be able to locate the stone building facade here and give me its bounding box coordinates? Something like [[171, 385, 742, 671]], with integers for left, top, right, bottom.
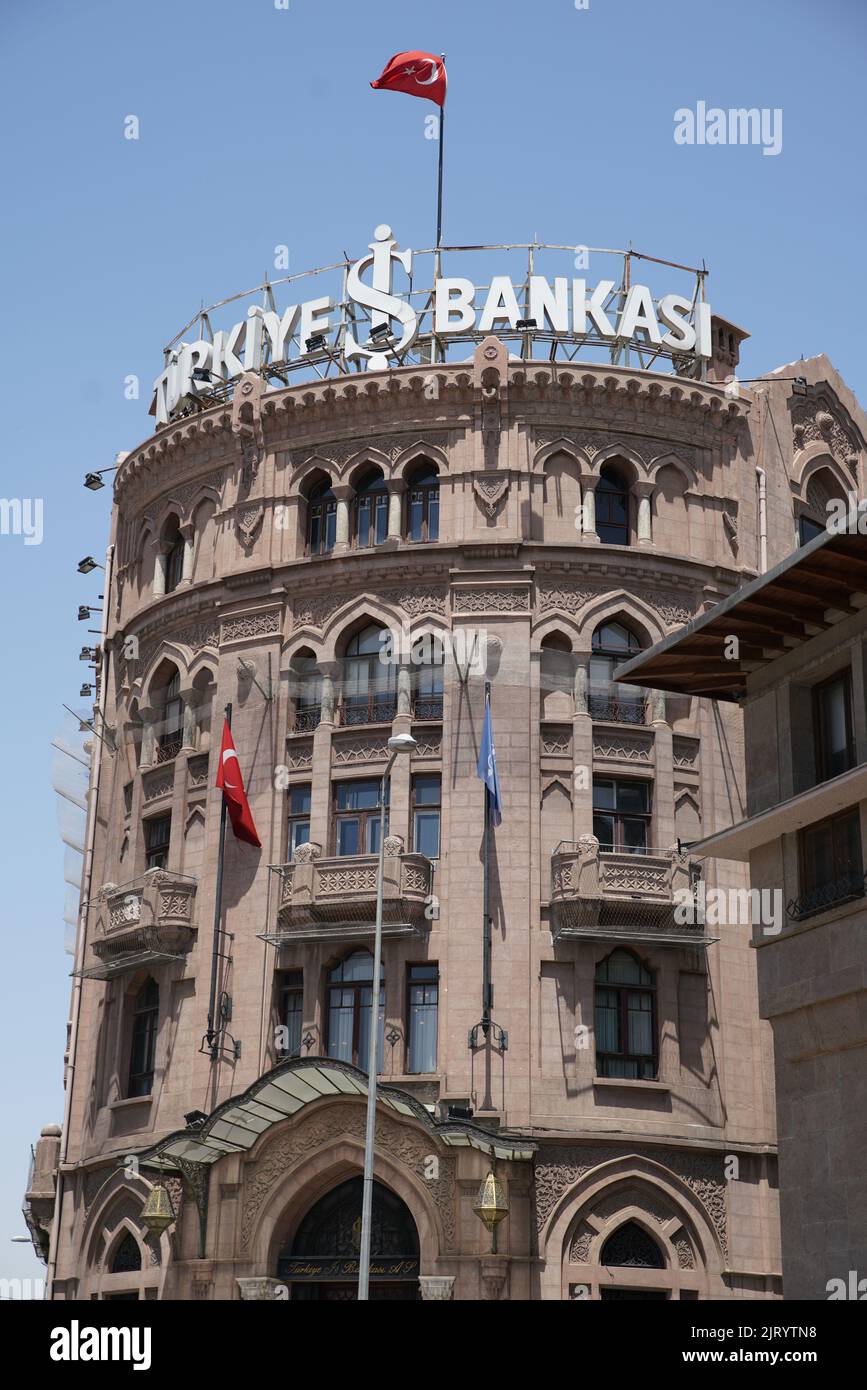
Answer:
[[32, 332, 865, 1300], [620, 514, 867, 1299]]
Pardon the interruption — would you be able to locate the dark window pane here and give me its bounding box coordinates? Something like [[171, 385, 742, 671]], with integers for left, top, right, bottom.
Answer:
[[414, 810, 440, 859]]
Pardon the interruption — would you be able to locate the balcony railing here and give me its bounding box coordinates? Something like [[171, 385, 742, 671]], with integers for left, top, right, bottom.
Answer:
[[550, 839, 710, 945], [156, 734, 183, 763], [411, 694, 444, 721], [292, 705, 322, 733], [76, 870, 198, 979], [588, 689, 647, 725], [787, 869, 867, 922], [339, 696, 398, 726], [262, 839, 433, 944]]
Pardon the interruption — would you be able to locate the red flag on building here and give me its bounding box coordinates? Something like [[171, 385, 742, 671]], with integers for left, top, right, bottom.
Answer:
[[370, 51, 447, 107], [215, 719, 261, 847]]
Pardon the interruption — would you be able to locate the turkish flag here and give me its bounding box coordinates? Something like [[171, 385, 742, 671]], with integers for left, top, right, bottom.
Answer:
[[370, 51, 446, 108], [215, 720, 261, 847]]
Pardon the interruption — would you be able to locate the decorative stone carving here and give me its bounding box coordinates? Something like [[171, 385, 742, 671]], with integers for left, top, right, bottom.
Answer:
[[419, 1275, 455, 1301], [791, 398, 858, 466], [532, 1144, 728, 1259], [300, 432, 449, 470], [673, 737, 700, 768], [285, 741, 313, 770], [592, 730, 653, 762], [235, 503, 264, 548], [473, 472, 510, 518], [568, 1221, 594, 1263], [292, 841, 321, 864], [332, 735, 389, 764], [479, 1255, 508, 1300], [294, 584, 447, 630], [239, 1106, 456, 1251], [453, 587, 529, 613], [236, 1277, 286, 1301], [383, 835, 404, 857], [538, 578, 693, 627], [534, 426, 699, 468], [411, 731, 442, 758], [221, 610, 281, 643], [674, 1232, 696, 1270]]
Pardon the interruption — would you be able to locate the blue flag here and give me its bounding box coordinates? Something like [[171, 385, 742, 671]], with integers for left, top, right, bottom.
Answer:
[[477, 699, 503, 826]]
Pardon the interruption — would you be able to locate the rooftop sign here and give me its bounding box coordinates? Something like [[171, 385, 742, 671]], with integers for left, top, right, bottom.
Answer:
[[152, 226, 712, 425]]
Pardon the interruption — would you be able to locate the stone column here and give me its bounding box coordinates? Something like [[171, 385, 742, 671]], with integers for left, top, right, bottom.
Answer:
[[386, 479, 406, 543], [332, 485, 352, 554], [310, 662, 338, 851], [391, 665, 413, 846], [152, 544, 167, 597], [635, 482, 653, 547], [179, 524, 196, 584], [180, 689, 199, 752], [139, 705, 157, 767], [572, 658, 594, 842], [651, 694, 676, 849], [419, 1275, 455, 1301], [236, 1277, 288, 1301], [579, 476, 599, 542]]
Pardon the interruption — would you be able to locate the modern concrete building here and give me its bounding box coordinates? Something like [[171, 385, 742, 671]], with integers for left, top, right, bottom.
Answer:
[[27, 288, 865, 1299], [618, 512, 867, 1300]]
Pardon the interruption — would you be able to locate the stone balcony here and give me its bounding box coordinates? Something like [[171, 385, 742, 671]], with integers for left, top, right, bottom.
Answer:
[[78, 870, 198, 979], [549, 838, 710, 946], [265, 837, 434, 945]]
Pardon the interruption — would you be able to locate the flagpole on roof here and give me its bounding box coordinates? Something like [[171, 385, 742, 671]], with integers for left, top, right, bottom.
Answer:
[[435, 53, 446, 253], [206, 703, 231, 1059]]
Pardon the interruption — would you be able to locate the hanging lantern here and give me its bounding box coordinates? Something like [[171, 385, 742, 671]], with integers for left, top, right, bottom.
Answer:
[[472, 1171, 508, 1233], [141, 1182, 175, 1236]]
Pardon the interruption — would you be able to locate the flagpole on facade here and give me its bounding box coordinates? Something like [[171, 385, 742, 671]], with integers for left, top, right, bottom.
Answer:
[[207, 702, 231, 1058], [482, 681, 492, 1036]]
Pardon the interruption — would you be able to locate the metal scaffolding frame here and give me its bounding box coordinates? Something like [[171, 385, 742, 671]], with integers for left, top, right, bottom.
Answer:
[[158, 241, 710, 421]]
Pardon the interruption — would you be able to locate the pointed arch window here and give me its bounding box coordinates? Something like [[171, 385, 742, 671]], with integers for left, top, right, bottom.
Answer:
[[406, 464, 439, 542], [307, 478, 337, 556], [158, 670, 184, 760], [596, 466, 630, 545], [601, 1221, 665, 1269], [590, 621, 645, 723], [164, 525, 185, 593], [354, 469, 389, 549], [594, 950, 656, 1079], [110, 1230, 142, 1274], [326, 951, 384, 1071], [128, 978, 159, 1097], [341, 624, 396, 725]]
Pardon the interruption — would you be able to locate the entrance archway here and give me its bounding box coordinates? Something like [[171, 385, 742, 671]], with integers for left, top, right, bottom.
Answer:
[[277, 1177, 420, 1301]]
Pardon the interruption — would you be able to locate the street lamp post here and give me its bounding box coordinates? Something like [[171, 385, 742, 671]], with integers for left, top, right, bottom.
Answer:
[[357, 731, 417, 1300]]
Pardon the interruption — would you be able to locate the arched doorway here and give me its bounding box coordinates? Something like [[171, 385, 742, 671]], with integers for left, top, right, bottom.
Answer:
[[277, 1177, 420, 1301]]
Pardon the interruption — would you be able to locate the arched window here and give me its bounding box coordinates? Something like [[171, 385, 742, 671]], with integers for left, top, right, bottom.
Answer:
[[164, 522, 185, 593], [594, 950, 656, 1080], [590, 621, 645, 724], [406, 464, 439, 542], [157, 669, 184, 760], [596, 466, 630, 545], [291, 650, 322, 732], [412, 631, 444, 719], [797, 470, 844, 548], [601, 1221, 665, 1269], [277, 1177, 420, 1299], [341, 624, 396, 725], [128, 978, 159, 1097], [354, 469, 389, 549], [307, 478, 337, 556], [326, 951, 384, 1071], [110, 1230, 142, 1274]]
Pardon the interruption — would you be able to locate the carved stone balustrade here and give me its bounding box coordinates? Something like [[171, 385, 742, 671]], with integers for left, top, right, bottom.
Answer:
[[550, 838, 710, 946], [265, 837, 434, 944], [80, 870, 198, 979]]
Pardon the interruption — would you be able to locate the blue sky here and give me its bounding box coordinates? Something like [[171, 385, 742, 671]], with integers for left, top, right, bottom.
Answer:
[[1, 0, 864, 1287]]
